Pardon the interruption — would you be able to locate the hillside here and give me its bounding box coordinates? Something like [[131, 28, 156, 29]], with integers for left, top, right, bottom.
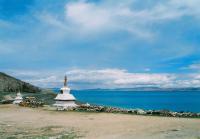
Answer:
[[0, 72, 41, 93]]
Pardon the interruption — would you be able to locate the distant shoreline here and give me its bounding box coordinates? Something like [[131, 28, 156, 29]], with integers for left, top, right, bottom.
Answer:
[[51, 87, 200, 92]]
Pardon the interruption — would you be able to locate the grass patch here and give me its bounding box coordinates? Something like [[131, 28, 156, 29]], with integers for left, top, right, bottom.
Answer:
[[0, 125, 83, 139]]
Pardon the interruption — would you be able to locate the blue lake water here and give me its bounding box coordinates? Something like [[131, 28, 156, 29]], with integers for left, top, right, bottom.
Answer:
[[54, 89, 200, 112]]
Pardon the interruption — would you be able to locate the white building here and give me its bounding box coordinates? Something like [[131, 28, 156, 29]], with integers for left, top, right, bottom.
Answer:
[[54, 75, 77, 109], [13, 91, 23, 104]]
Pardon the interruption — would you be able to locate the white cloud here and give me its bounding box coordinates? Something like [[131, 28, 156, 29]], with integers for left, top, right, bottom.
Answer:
[[66, 69, 174, 86], [34, 0, 200, 40], [180, 63, 200, 72], [144, 68, 151, 72], [63, 1, 154, 39], [2, 0, 200, 55], [8, 68, 200, 89], [37, 13, 68, 31], [185, 63, 200, 70], [6, 68, 176, 89], [66, 2, 111, 31]]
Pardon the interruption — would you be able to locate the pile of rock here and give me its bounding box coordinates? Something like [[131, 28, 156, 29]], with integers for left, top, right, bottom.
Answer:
[[75, 105, 124, 113], [19, 97, 44, 108], [143, 109, 200, 118], [72, 105, 200, 118], [0, 95, 14, 104]]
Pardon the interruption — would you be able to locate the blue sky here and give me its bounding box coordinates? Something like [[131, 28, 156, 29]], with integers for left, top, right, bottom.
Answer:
[[1, 0, 200, 89]]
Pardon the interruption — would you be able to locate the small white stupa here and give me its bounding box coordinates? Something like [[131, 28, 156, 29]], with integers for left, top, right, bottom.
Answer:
[[54, 75, 77, 109], [13, 91, 23, 104]]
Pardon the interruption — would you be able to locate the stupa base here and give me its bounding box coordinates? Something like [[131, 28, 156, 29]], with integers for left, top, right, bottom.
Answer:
[[53, 101, 77, 110], [13, 100, 23, 104]]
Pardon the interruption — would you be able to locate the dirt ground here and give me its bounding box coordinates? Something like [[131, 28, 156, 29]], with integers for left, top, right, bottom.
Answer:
[[0, 104, 200, 139]]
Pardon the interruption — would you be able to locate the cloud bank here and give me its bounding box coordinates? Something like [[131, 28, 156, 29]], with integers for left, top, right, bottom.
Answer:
[[7, 68, 200, 89]]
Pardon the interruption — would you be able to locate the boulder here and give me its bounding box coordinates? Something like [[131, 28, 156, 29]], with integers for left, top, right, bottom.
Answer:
[[146, 110, 153, 115], [152, 110, 161, 115], [159, 110, 172, 116], [135, 109, 146, 115]]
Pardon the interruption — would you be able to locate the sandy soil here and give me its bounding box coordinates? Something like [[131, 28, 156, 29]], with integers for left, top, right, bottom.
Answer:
[[0, 105, 200, 139]]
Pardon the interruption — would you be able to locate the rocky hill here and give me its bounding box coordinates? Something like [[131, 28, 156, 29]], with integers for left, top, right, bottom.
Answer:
[[0, 72, 41, 93]]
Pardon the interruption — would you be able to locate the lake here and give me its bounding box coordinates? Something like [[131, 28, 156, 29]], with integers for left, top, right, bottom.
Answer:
[[54, 89, 200, 112]]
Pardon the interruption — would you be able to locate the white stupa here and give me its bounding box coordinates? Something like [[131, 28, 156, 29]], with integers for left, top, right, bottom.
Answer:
[[13, 91, 23, 104], [53, 75, 77, 109]]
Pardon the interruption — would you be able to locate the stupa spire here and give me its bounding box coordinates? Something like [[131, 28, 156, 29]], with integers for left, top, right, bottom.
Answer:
[[64, 75, 67, 87]]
